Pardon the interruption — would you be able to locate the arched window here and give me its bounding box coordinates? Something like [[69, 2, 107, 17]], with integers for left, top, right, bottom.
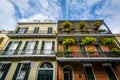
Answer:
[[63, 66, 73, 80], [37, 62, 53, 80]]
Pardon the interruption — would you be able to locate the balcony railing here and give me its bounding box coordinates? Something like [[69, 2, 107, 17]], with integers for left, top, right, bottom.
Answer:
[[57, 50, 120, 58], [7, 30, 56, 38], [58, 30, 112, 34], [0, 49, 55, 55]]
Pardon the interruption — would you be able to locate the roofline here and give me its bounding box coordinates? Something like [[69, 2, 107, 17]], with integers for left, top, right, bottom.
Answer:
[[17, 22, 57, 24]]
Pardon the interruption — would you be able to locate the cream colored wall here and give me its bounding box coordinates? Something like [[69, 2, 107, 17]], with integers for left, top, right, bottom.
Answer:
[[5, 61, 57, 80], [0, 35, 9, 51], [15, 23, 57, 33]]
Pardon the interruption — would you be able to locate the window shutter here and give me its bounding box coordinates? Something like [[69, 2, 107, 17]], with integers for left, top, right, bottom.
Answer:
[[48, 27, 52, 33], [16, 28, 20, 33], [25, 28, 28, 33], [1, 63, 11, 80], [2, 41, 12, 55], [12, 63, 21, 80], [22, 41, 28, 55], [40, 41, 45, 54], [13, 41, 22, 55], [33, 41, 38, 54], [23, 63, 31, 80]]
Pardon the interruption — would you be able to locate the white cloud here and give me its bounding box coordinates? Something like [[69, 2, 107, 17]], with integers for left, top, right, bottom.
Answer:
[[0, 0, 16, 30]]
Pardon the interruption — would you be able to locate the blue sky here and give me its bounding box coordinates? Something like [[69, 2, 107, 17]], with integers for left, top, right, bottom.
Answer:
[[0, 0, 120, 33]]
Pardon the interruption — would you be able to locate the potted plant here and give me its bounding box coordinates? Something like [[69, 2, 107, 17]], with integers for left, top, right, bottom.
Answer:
[[62, 37, 75, 56], [56, 50, 64, 57], [63, 21, 73, 32], [94, 21, 101, 29], [87, 48, 95, 54], [110, 48, 120, 56], [98, 29, 106, 32], [81, 37, 98, 57]]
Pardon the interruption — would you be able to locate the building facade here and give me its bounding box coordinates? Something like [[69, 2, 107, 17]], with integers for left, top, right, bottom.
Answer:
[[0, 20, 120, 80], [0, 20, 57, 80], [57, 20, 120, 80]]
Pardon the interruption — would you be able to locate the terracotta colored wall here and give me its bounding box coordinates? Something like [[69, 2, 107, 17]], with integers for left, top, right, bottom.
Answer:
[[93, 63, 109, 80], [57, 63, 85, 80]]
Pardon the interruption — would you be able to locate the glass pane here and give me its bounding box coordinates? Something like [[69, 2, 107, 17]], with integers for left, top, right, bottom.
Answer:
[[40, 62, 53, 68], [63, 67, 72, 80], [7, 42, 19, 55], [43, 41, 52, 55]]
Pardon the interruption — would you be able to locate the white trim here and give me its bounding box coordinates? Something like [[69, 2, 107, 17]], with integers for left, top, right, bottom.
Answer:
[[63, 65, 74, 80], [0, 61, 11, 63], [83, 63, 92, 66], [91, 66, 96, 80]]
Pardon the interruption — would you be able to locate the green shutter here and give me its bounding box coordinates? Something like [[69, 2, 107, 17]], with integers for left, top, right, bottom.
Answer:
[[52, 41, 55, 54], [33, 41, 38, 54], [2, 41, 12, 55], [22, 41, 28, 54], [12, 63, 21, 80], [16, 28, 20, 33], [1, 63, 11, 80], [25, 28, 28, 33], [23, 63, 31, 80], [13, 41, 22, 55], [40, 41, 45, 54]]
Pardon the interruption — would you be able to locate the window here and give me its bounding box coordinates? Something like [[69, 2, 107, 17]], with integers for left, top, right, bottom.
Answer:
[[34, 27, 39, 33], [103, 65, 117, 80], [0, 63, 11, 80], [40, 41, 55, 55], [22, 41, 38, 55], [84, 65, 95, 80], [12, 63, 31, 80], [3, 41, 21, 55], [48, 27, 53, 33], [17, 28, 28, 34], [63, 66, 73, 80], [37, 62, 53, 80]]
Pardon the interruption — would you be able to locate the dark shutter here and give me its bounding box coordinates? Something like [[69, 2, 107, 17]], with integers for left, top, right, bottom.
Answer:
[[16, 28, 20, 33], [13, 41, 22, 55], [1, 63, 11, 80], [2, 41, 12, 55], [40, 41, 45, 54], [52, 41, 55, 54], [25, 28, 28, 33], [23, 63, 31, 80], [34, 27, 39, 33], [33, 41, 38, 54], [22, 41, 28, 55], [12, 63, 21, 80]]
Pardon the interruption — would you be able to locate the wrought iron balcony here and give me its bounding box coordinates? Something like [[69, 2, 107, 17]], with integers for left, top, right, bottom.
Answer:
[[7, 30, 56, 38], [0, 49, 56, 60]]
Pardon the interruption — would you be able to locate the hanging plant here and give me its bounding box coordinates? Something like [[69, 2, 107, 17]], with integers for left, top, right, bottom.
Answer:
[[101, 38, 116, 46], [94, 21, 101, 28], [110, 48, 120, 56], [79, 21, 86, 31], [81, 37, 97, 45], [98, 29, 106, 32], [87, 48, 95, 54], [63, 21, 73, 32], [62, 37, 75, 47]]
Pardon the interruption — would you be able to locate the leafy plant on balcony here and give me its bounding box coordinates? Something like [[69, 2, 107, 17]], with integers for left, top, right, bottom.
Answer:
[[81, 37, 97, 45], [101, 38, 116, 46], [62, 37, 75, 54], [87, 48, 95, 54], [79, 21, 87, 31], [56, 50, 64, 57], [110, 48, 120, 56], [62, 37, 75, 47], [94, 21, 101, 28], [63, 21, 73, 32], [98, 29, 106, 32]]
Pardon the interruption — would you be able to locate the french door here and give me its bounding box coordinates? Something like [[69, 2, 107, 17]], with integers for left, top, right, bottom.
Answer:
[[25, 41, 36, 55], [43, 41, 52, 55], [18, 28, 26, 33], [37, 70, 53, 80], [7, 42, 19, 55]]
